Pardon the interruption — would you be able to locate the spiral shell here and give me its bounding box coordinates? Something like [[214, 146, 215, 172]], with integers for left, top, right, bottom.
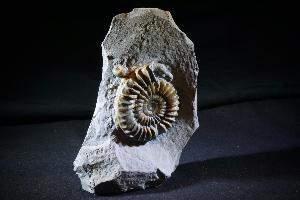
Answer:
[[114, 64, 179, 142]]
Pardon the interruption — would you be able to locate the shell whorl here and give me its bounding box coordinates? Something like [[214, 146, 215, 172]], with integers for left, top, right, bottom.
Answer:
[[113, 64, 179, 142], [113, 65, 129, 78]]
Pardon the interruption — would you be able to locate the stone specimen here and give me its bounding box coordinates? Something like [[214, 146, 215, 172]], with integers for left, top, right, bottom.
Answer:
[[73, 8, 199, 194]]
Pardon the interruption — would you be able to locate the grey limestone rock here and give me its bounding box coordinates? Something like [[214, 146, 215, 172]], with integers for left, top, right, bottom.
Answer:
[[73, 8, 199, 194]]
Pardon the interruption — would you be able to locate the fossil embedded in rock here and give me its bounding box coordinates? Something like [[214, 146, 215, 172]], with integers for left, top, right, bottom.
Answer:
[[112, 65, 129, 78], [74, 8, 199, 194], [113, 65, 179, 142]]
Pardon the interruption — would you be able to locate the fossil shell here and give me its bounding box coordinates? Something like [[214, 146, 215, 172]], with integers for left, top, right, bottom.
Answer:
[[114, 64, 179, 142], [113, 65, 129, 78]]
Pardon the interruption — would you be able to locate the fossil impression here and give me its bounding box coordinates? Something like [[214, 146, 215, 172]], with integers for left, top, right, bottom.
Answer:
[[113, 64, 179, 142], [73, 8, 199, 194]]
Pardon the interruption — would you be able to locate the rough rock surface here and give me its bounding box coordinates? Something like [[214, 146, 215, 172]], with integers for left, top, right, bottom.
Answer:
[[73, 8, 199, 194]]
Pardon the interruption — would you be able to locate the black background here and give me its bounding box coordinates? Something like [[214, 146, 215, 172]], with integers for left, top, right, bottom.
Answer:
[[1, 1, 300, 200]]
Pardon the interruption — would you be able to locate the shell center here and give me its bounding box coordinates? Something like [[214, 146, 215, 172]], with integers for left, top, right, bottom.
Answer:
[[143, 96, 163, 116]]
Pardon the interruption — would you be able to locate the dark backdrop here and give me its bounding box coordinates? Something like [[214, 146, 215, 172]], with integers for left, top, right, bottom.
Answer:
[[1, 1, 300, 200], [1, 2, 299, 124]]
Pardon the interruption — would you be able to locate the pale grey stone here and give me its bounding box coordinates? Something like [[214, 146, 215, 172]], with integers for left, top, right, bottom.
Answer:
[[73, 8, 199, 194]]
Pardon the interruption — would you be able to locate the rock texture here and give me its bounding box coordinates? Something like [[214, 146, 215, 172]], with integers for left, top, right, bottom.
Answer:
[[73, 8, 199, 194]]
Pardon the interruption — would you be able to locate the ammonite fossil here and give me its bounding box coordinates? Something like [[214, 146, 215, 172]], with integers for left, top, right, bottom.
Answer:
[[113, 64, 179, 142]]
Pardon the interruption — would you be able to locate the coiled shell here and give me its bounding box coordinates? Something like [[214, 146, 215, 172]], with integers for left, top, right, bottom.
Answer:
[[114, 64, 179, 142]]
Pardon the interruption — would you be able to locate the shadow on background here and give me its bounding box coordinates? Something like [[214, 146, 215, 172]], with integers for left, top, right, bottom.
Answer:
[[107, 148, 300, 196]]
